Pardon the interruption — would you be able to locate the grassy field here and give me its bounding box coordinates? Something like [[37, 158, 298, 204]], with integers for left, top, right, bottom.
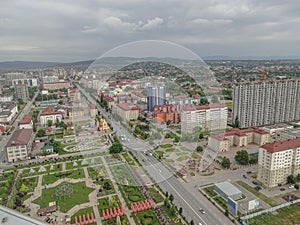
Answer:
[[203, 186, 217, 197], [135, 209, 161, 225], [148, 187, 164, 203], [237, 181, 278, 207], [34, 182, 93, 213], [122, 152, 136, 166], [247, 203, 300, 225], [42, 169, 85, 185]]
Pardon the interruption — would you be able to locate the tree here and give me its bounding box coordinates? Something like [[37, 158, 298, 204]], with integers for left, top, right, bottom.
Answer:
[[166, 120, 171, 126], [221, 157, 231, 169], [190, 221, 194, 225], [233, 116, 240, 128], [169, 194, 174, 202], [249, 153, 258, 164], [294, 184, 300, 190], [109, 141, 123, 154], [170, 206, 176, 216], [225, 209, 229, 217], [58, 100, 63, 105], [199, 133, 204, 139], [196, 145, 203, 152], [235, 150, 249, 165], [36, 129, 46, 137], [47, 120, 53, 127], [179, 207, 183, 214], [296, 173, 300, 182], [287, 175, 296, 184]]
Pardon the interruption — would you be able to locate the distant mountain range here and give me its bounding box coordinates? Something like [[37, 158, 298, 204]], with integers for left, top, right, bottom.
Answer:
[[1, 55, 300, 70]]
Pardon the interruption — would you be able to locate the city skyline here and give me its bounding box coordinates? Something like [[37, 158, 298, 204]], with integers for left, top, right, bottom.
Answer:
[[0, 0, 300, 62]]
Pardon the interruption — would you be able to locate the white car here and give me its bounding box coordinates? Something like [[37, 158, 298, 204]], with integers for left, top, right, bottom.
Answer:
[[289, 185, 295, 189]]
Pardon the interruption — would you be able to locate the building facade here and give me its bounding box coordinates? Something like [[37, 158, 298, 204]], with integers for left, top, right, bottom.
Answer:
[[181, 103, 227, 134], [0, 102, 18, 124], [153, 104, 180, 124], [146, 83, 166, 112], [233, 79, 300, 128], [115, 103, 139, 121], [5, 129, 34, 162], [39, 107, 63, 126], [257, 137, 300, 187], [208, 127, 270, 152], [0, 93, 14, 102]]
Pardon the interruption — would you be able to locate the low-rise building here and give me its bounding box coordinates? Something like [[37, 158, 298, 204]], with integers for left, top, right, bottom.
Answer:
[[214, 181, 243, 200], [0, 102, 18, 124], [89, 104, 98, 117], [5, 129, 34, 162], [257, 137, 300, 188], [68, 107, 85, 119], [39, 107, 63, 126], [208, 127, 270, 152], [0, 93, 14, 102], [153, 104, 180, 124], [19, 115, 33, 129], [115, 103, 139, 121]]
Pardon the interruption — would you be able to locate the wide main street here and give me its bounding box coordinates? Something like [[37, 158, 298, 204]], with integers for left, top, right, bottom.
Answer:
[[76, 83, 234, 225]]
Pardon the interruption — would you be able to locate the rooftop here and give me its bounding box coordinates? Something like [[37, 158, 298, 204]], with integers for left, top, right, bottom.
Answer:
[[215, 181, 242, 196], [19, 115, 32, 124], [262, 137, 300, 153], [117, 103, 139, 111], [6, 129, 33, 147], [40, 107, 62, 116], [182, 103, 227, 112]]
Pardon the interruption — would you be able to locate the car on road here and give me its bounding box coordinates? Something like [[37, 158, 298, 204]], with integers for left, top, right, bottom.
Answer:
[[255, 186, 262, 191], [252, 181, 259, 185], [243, 175, 247, 179], [280, 188, 286, 191], [198, 223, 202, 225], [289, 185, 295, 189], [199, 208, 205, 214]]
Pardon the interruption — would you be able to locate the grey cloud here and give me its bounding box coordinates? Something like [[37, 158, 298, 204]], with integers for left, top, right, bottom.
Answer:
[[0, 0, 299, 61]]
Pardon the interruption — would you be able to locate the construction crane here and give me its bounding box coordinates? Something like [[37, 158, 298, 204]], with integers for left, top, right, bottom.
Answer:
[[258, 68, 268, 80]]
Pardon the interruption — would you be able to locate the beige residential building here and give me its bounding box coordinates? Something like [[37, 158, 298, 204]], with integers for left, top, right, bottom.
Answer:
[[208, 127, 270, 152], [181, 103, 227, 134], [5, 129, 34, 162], [257, 137, 300, 188], [115, 103, 139, 121], [233, 79, 300, 128]]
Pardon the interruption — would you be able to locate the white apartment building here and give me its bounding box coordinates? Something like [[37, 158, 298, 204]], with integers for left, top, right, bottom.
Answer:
[[115, 103, 139, 121], [0, 102, 18, 124], [0, 93, 14, 102], [257, 137, 300, 188], [5, 129, 34, 162], [39, 107, 63, 126], [181, 103, 227, 134], [233, 79, 300, 128]]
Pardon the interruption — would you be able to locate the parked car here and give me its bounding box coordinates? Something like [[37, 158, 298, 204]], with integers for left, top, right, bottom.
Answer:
[[243, 175, 247, 179], [199, 208, 205, 214], [252, 181, 259, 185], [280, 188, 286, 191]]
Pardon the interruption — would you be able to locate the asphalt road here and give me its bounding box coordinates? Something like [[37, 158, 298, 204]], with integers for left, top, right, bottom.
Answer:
[[0, 92, 39, 163], [77, 83, 234, 225]]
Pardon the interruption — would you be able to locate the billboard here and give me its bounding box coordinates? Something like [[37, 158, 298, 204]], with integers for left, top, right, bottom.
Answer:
[[227, 197, 238, 216], [248, 199, 260, 211]]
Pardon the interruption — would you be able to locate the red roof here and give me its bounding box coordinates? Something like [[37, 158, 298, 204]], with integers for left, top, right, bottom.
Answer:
[[182, 103, 226, 111], [117, 103, 138, 111], [40, 107, 62, 116], [210, 127, 268, 141], [19, 115, 32, 124], [89, 104, 97, 109], [262, 138, 300, 153], [0, 125, 5, 133], [6, 129, 33, 147]]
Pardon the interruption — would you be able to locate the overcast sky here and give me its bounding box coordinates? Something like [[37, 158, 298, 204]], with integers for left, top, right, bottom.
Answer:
[[0, 0, 299, 62]]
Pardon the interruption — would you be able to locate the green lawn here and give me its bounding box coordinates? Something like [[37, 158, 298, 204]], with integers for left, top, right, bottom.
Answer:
[[21, 176, 38, 192], [159, 144, 173, 148], [237, 181, 278, 207], [155, 150, 164, 158], [98, 195, 120, 216], [148, 187, 164, 203], [34, 182, 93, 213], [122, 152, 136, 166], [102, 216, 129, 225], [248, 203, 300, 225], [166, 148, 175, 152], [71, 207, 96, 225], [203, 186, 217, 197], [42, 169, 85, 185], [213, 196, 227, 210], [135, 209, 161, 225]]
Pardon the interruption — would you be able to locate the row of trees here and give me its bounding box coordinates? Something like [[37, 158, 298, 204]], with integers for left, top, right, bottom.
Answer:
[[219, 150, 258, 169]]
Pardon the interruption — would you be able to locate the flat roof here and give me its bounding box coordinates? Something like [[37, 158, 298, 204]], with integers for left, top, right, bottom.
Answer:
[[117, 103, 138, 111], [19, 115, 32, 124], [215, 181, 242, 196], [0, 205, 45, 225]]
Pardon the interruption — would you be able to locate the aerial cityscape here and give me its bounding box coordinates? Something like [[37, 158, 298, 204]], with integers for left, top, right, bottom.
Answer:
[[1, 1, 300, 225]]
